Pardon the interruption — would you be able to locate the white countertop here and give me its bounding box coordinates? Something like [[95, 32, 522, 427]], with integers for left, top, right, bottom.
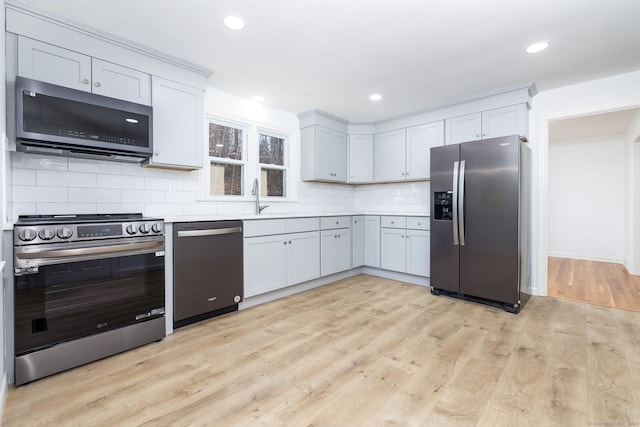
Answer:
[[164, 212, 430, 223]]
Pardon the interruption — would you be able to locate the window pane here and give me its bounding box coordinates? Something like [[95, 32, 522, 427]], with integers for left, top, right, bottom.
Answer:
[[210, 162, 243, 195], [259, 134, 284, 166], [261, 168, 285, 197], [209, 123, 243, 160]]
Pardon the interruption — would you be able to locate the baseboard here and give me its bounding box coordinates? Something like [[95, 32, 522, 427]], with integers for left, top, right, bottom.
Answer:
[[547, 252, 623, 264], [0, 372, 8, 424]]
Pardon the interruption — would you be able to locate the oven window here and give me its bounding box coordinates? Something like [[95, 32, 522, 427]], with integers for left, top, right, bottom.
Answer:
[[14, 253, 165, 355]]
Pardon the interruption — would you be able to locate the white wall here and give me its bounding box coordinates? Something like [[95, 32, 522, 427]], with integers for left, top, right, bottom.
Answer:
[[547, 135, 624, 262], [530, 70, 640, 295], [627, 110, 640, 274]]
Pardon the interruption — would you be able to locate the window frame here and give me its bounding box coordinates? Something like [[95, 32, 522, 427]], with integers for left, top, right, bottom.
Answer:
[[201, 115, 296, 202], [257, 127, 289, 199]]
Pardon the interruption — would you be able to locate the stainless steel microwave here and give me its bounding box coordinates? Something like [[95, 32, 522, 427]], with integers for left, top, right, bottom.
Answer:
[[15, 76, 153, 163]]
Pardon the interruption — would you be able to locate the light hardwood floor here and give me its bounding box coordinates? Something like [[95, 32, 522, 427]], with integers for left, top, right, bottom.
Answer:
[[548, 256, 640, 312], [4, 274, 640, 426]]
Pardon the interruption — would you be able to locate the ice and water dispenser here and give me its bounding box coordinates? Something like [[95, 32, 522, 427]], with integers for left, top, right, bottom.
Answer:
[[434, 191, 453, 220]]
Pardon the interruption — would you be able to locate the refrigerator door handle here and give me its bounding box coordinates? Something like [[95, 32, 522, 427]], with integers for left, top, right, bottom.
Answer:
[[459, 160, 466, 246], [452, 161, 459, 245]]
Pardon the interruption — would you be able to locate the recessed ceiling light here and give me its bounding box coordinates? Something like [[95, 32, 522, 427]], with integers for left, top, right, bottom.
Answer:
[[526, 41, 549, 54], [223, 15, 245, 30], [252, 95, 265, 102], [369, 94, 382, 101]]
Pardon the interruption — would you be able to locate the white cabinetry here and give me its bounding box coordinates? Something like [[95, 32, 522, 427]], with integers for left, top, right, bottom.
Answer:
[[352, 216, 364, 267], [244, 218, 320, 297], [380, 216, 430, 276], [364, 215, 381, 268], [406, 121, 444, 180], [145, 77, 203, 170], [17, 36, 151, 105], [375, 121, 444, 182], [301, 125, 348, 182], [445, 104, 527, 145], [374, 129, 406, 182], [320, 216, 352, 276], [348, 135, 374, 183]]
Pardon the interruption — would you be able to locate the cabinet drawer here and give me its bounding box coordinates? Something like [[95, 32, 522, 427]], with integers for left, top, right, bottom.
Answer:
[[321, 216, 351, 230], [406, 217, 429, 230], [286, 217, 319, 233], [243, 219, 287, 237], [381, 216, 406, 229]]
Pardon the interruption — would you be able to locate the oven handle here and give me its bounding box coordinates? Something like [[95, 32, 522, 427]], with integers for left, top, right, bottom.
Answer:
[[16, 240, 164, 263]]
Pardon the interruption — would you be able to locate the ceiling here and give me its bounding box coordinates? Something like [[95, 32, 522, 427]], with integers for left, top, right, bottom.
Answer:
[[15, 0, 640, 123]]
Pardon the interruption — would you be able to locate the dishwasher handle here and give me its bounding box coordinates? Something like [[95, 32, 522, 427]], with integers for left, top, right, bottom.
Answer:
[[177, 227, 242, 238]]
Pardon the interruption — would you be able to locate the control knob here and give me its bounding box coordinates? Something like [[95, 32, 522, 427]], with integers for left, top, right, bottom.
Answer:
[[151, 222, 163, 233], [139, 223, 151, 234], [38, 228, 56, 240], [18, 228, 37, 242], [57, 227, 73, 239], [126, 224, 138, 235]]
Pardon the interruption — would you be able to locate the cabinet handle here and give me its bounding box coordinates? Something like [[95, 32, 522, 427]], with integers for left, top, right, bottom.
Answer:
[[82, 79, 89, 85], [284, 241, 287, 245], [401, 173, 405, 176], [94, 81, 101, 88], [417, 222, 422, 226], [289, 240, 292, 244]]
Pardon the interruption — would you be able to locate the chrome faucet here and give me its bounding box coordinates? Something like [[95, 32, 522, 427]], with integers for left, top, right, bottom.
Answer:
[[252, 178, 269, 214]]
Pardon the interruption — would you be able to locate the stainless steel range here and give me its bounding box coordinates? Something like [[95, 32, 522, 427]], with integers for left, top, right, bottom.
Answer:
[[13, 213, 166, 385]]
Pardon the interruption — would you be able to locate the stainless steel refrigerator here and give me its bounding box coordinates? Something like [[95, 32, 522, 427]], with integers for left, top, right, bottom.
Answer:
[[430, 135, 530, 313]]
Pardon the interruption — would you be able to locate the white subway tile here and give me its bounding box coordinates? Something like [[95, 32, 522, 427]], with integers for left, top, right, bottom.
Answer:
[[68, 158, 122, 174], [37, 170, 97, 188], [11, 202, 37, 221], [69, 188, 121, 203], [12, 168, 36, 185], [11, 152, 68, 171], [37, 203, 96, 215], [122, 189, 165, 203], [144, 204, 184, 217], [97, 174, 145, 190], [13, 186, 68, 203], [96, 203, 146, 214]]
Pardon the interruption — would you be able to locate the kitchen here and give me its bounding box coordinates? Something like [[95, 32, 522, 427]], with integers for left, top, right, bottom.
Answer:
[[2, 0, 640, 425]]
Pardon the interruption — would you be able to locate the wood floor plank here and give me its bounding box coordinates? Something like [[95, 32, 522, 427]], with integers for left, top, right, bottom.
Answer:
[[4, 274, 640, 426]]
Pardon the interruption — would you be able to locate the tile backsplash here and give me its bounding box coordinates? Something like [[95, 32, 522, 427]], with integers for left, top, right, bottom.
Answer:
[[6, 152, 429, 223]]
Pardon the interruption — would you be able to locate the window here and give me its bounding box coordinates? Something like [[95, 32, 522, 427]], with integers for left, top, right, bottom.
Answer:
[[203, 116, 294, 201], [208, 120, 246, 196], [258, 132, 287, 197]]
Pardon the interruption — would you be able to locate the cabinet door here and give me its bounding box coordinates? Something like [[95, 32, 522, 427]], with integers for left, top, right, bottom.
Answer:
[[406, 230, 430, 277], [320, 230, 337, 276], [332, 131, 348, 182], [92, 59, 151, 105], [381, 228, 406, 272], [374, 129, 406, 182], [406, 121, 444, 180], [335, 228, 352, 273], [244, 235, 287, 297], [482, 104, 527, 139], [352, 216, 365, 267], [364, 216, 381, 268], [287, 231, 320, 285], [17, 37, 91, 91], [349, 135, 374, 183], [148, 77, 203, 170], [445, 113, 481, 145]]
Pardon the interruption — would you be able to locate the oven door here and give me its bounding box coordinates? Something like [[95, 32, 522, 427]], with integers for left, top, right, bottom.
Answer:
[[14, 237, 165, 356]]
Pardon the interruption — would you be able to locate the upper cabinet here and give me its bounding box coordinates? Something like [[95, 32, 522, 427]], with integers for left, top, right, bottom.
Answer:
[[145, 77, 204, 170], [374, 121, 444, 182], [445, 104, 527, 145], [300, 125, 348, 182], [348, 134, 374, 183], [17, 37, 151, 105]]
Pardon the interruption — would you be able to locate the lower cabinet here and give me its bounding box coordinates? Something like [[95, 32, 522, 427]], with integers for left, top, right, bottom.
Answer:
[[244, 231, 320, 297], [380, 216, 430, 276], [321, 228, 352, 276], [364, 216, 381, 267], [320, 216, 352, 276], [352, 216, 364, 267]]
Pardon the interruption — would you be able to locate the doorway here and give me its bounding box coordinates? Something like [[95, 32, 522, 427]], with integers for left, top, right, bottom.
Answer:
[[546, 108, 640, 311]]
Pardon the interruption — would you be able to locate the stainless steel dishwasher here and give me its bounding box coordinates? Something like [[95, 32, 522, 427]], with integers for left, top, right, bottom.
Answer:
[[173, 220, 243, 328]]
